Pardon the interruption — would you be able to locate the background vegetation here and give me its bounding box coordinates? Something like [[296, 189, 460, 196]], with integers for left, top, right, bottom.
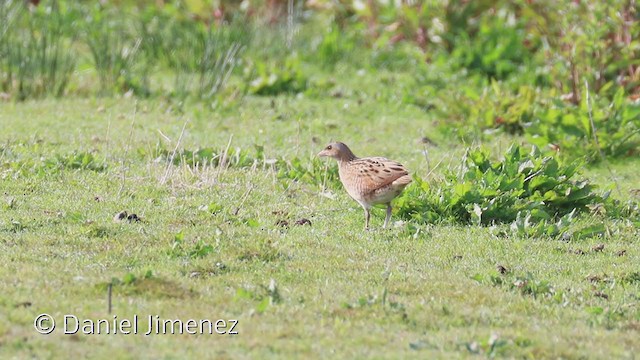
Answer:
[[1, 0, 639, 358]]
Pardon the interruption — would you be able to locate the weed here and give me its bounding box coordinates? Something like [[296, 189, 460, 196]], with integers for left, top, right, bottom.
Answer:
[[235, 279, 282, 314], [44, 152, 107, 172], [395, 145, 624, 237], [473, 271, 556, 300], [246, 56, 307, 96], [168, 231, 216, 259]]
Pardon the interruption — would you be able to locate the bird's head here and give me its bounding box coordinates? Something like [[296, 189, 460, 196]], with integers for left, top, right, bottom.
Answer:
[[317, 142, 356, 161]]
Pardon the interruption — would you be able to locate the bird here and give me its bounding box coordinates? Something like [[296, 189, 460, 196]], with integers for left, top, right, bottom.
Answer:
[[317, 142, 412, 230]]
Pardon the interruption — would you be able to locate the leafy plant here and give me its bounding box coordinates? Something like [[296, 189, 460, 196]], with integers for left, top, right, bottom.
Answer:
[[43, 152, 107, 172], [247, 57, 307, 96], [395, 145, 612, 233], [448, 8, 535, 80], [527, 88, 640, 162], [235, 279, 282, 314], [473, 271, 556, 299], [168, 231, 216, 259], [431, 81, 639, 162]]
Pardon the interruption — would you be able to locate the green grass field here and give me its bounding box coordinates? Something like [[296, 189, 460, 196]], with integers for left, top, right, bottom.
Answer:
[[1, 1, 640, 358], [1, 94, 638, 358]]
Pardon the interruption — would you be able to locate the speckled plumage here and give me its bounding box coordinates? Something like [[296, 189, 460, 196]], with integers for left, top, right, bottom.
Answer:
[[318, 142, 412, 229]]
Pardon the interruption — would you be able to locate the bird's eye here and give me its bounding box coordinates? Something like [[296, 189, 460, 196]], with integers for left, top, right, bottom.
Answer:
[[326, 145, 332, 150]]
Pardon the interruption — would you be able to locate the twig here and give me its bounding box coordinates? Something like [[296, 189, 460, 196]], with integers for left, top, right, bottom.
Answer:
[[424, 158, 443, 180], [107, 283, 112, 314], [233, 184, 255, 216], [215, 134, 234, 182], [321, 155, 330, 191], [156, 129, 171, 142]]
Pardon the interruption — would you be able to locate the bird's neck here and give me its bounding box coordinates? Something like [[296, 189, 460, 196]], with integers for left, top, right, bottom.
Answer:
[[338, 149, 357, 163]]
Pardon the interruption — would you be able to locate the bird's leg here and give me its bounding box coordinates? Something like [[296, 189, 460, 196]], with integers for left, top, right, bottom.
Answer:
[[383, 204, 392, 228], [364, 207, 370, 230]]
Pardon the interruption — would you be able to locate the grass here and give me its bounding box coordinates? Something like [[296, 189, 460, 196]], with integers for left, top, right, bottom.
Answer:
[[0, 93, 639, 358]]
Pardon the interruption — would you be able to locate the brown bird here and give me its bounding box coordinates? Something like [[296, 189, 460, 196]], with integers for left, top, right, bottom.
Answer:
[[318, 142, 412, 229]]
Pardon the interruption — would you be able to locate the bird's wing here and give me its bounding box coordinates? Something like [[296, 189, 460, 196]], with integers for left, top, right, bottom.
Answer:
[[348, 156, 410, 192]]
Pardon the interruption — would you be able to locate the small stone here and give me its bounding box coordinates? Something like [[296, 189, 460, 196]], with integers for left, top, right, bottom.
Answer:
[[594, 291, 609, 300], [587, 274, 602, 283], [496, 265, 508, 275], [295, 218, 312, 226], [275, 220, 289, 228], [113, 211, 128, 222]]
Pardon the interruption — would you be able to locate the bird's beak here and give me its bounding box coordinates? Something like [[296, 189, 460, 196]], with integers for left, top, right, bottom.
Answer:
[[317, 150, 328, 157]]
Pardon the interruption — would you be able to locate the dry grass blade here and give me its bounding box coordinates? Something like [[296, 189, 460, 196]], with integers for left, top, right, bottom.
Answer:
[[160, 117, 190, 185]]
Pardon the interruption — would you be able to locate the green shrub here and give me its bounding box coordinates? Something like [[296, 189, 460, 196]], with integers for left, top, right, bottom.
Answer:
[[448, 9, 534, 80]]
